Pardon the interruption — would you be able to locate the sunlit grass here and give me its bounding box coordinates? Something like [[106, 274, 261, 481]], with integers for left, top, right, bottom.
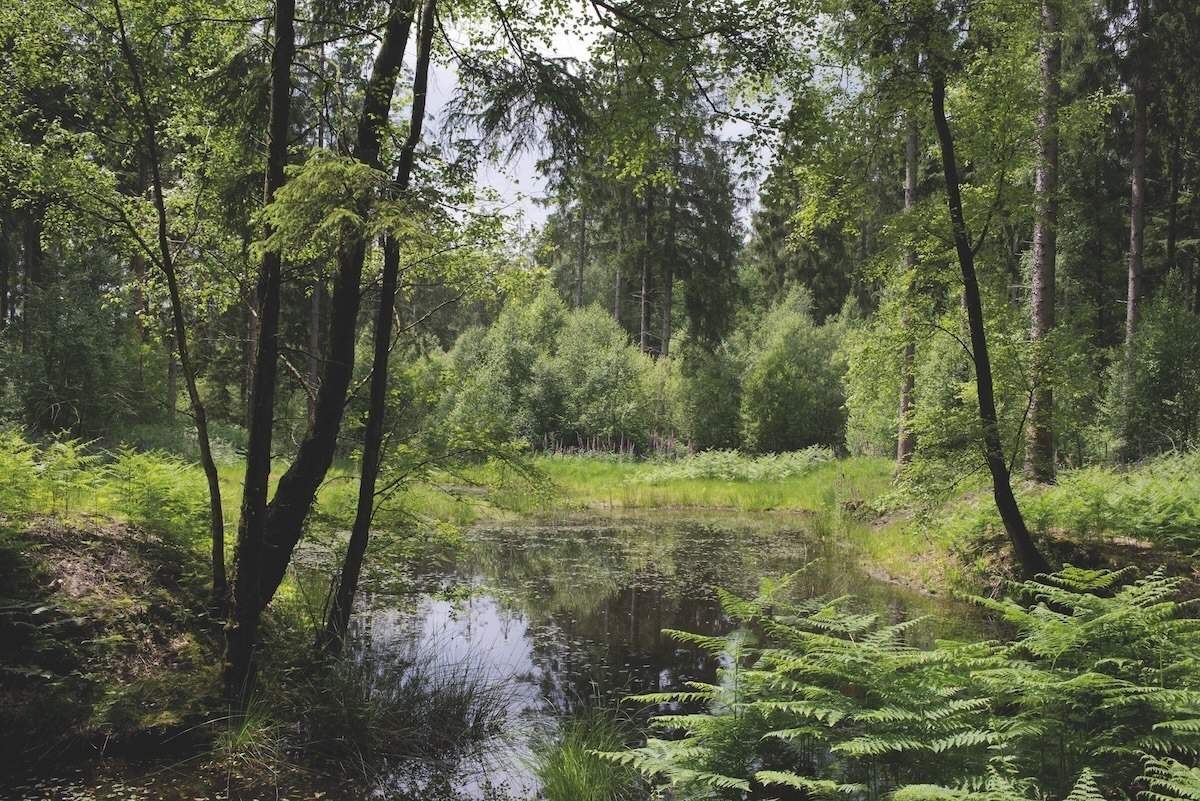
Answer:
[[536, 454, 894, 513], [529, 707, 644, 801]]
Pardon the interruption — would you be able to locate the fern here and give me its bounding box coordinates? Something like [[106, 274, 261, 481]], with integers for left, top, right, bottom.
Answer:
[[1142, 755, 1200, 801], [617, 566, 1200, 801]]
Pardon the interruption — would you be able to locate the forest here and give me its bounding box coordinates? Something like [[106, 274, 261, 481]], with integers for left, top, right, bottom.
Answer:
[[3, 0, 1200, 798]]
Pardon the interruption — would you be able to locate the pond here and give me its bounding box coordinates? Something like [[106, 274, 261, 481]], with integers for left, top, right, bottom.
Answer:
[[349, 510, 982, 799], [2, 510, 982, 800]]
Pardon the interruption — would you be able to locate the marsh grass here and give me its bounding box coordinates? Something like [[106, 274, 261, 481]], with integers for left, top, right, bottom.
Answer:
[[537, 452, 893, 513], [530, 706, 645, 801]]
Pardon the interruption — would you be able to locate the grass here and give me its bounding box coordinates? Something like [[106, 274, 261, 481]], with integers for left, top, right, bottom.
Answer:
[[529, 707, 645, 801], [537, 452, 894, 513]]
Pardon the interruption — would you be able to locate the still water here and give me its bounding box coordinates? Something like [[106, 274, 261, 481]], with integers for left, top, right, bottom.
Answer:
[[3, 511, 978, 800], [351, 510, 977, 799]]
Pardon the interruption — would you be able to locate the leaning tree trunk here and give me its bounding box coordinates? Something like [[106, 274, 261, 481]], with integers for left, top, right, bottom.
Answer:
[[1025, 0, 1060, 483], [112, 0, 227, 607], [225, 0, 416, 702], [931, 75, 1051, 578], [321, 0, 431, 657]]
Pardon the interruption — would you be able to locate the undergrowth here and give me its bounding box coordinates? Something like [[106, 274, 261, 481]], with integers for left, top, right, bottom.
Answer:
[[611, 566, 1200, 801]]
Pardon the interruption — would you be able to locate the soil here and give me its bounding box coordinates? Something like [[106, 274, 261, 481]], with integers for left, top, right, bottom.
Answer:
[[0, 516, 221, 766]]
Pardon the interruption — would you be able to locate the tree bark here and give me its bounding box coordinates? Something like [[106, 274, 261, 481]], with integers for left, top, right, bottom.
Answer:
[[1025, 0, 1060, 483], [640, 190, 655, 354], [614, 197, 625, 323], [1, 218, 11, 333], [897, 110, 918, 469], [661, 146, 679, 359], [226, 0, 416, 699], [321, 0, 429, 656], [931, 75, 1051, 578], [307, 282, 320, 423], [166, 331, 178, 420], [1120, 0, 1148, 455], [575, 199, 586, 308], [21, 208, 40, 356], [224, 0, 297, 702]]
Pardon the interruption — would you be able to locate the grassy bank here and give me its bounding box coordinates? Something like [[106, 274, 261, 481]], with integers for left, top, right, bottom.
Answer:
[[529, 448, 1200, 595], [536, 448, 894, 513]]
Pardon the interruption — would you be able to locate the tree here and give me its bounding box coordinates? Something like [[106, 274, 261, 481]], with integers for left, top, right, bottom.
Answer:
[[321, 0, 434, 656], [1119, 0, 1149, 455], [1025, 0, 1062, 482], [930, 69, 1050, 577], [224, 0, 418, 701]]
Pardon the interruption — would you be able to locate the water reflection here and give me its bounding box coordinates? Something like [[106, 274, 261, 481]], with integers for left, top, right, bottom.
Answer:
[[354, 511, 978, 798]]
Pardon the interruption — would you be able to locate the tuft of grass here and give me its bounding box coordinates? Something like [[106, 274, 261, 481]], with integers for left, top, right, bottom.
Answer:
[[279, 641, 516, 791], [530, 707, 645, 801]]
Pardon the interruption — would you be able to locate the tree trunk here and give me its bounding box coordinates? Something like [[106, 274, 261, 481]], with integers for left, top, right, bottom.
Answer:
[[897, 110, 918, 469], [112, 0, 227, 611], [1025, 0, 1060, 483], [1120, 0, 1148, 455], [661, 147, 679, 359], [1166, 138, 1179, 275], [575, 199, 586, 309], [133, 159, 148, 342], [224, 0, 297, 703], [307, 282, 320, 423], [640, 190, 655, 353], [0, 219, 10, 332], [614, 198, 625, 323], [245, 292, 257, 426], [226, 0, 416, 700], [166, 331, 178, 420], [931, 75, 1051, 579], [21, 208, 40, 356], [321, 0, 429, 657]]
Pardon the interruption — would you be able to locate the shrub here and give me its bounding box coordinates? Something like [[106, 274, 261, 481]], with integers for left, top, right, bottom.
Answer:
[[740, 290, 847, 453], [1110, 281, 1200, 456]]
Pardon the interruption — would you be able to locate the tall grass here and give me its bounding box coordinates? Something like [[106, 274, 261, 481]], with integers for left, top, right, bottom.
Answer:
[[538, 451, 893, 513], [530, 707, 645, 801]]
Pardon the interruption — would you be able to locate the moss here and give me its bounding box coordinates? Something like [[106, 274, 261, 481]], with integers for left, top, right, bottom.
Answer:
[[0, 518, 220, 759]]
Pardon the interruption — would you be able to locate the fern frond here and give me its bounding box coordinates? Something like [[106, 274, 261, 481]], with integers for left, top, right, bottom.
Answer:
[[755, 770, 864, 798]]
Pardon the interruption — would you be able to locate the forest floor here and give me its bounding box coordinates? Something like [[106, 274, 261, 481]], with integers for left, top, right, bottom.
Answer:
[[0, 515, 342, 798], [0, 515, 219, 762]]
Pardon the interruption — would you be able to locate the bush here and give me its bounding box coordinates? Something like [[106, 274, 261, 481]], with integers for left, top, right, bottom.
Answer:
[[740, 290, 847, 453], [676, 339, 745, 451], [440, 290, 661, 450], [1111, 281, 1200, 456]]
